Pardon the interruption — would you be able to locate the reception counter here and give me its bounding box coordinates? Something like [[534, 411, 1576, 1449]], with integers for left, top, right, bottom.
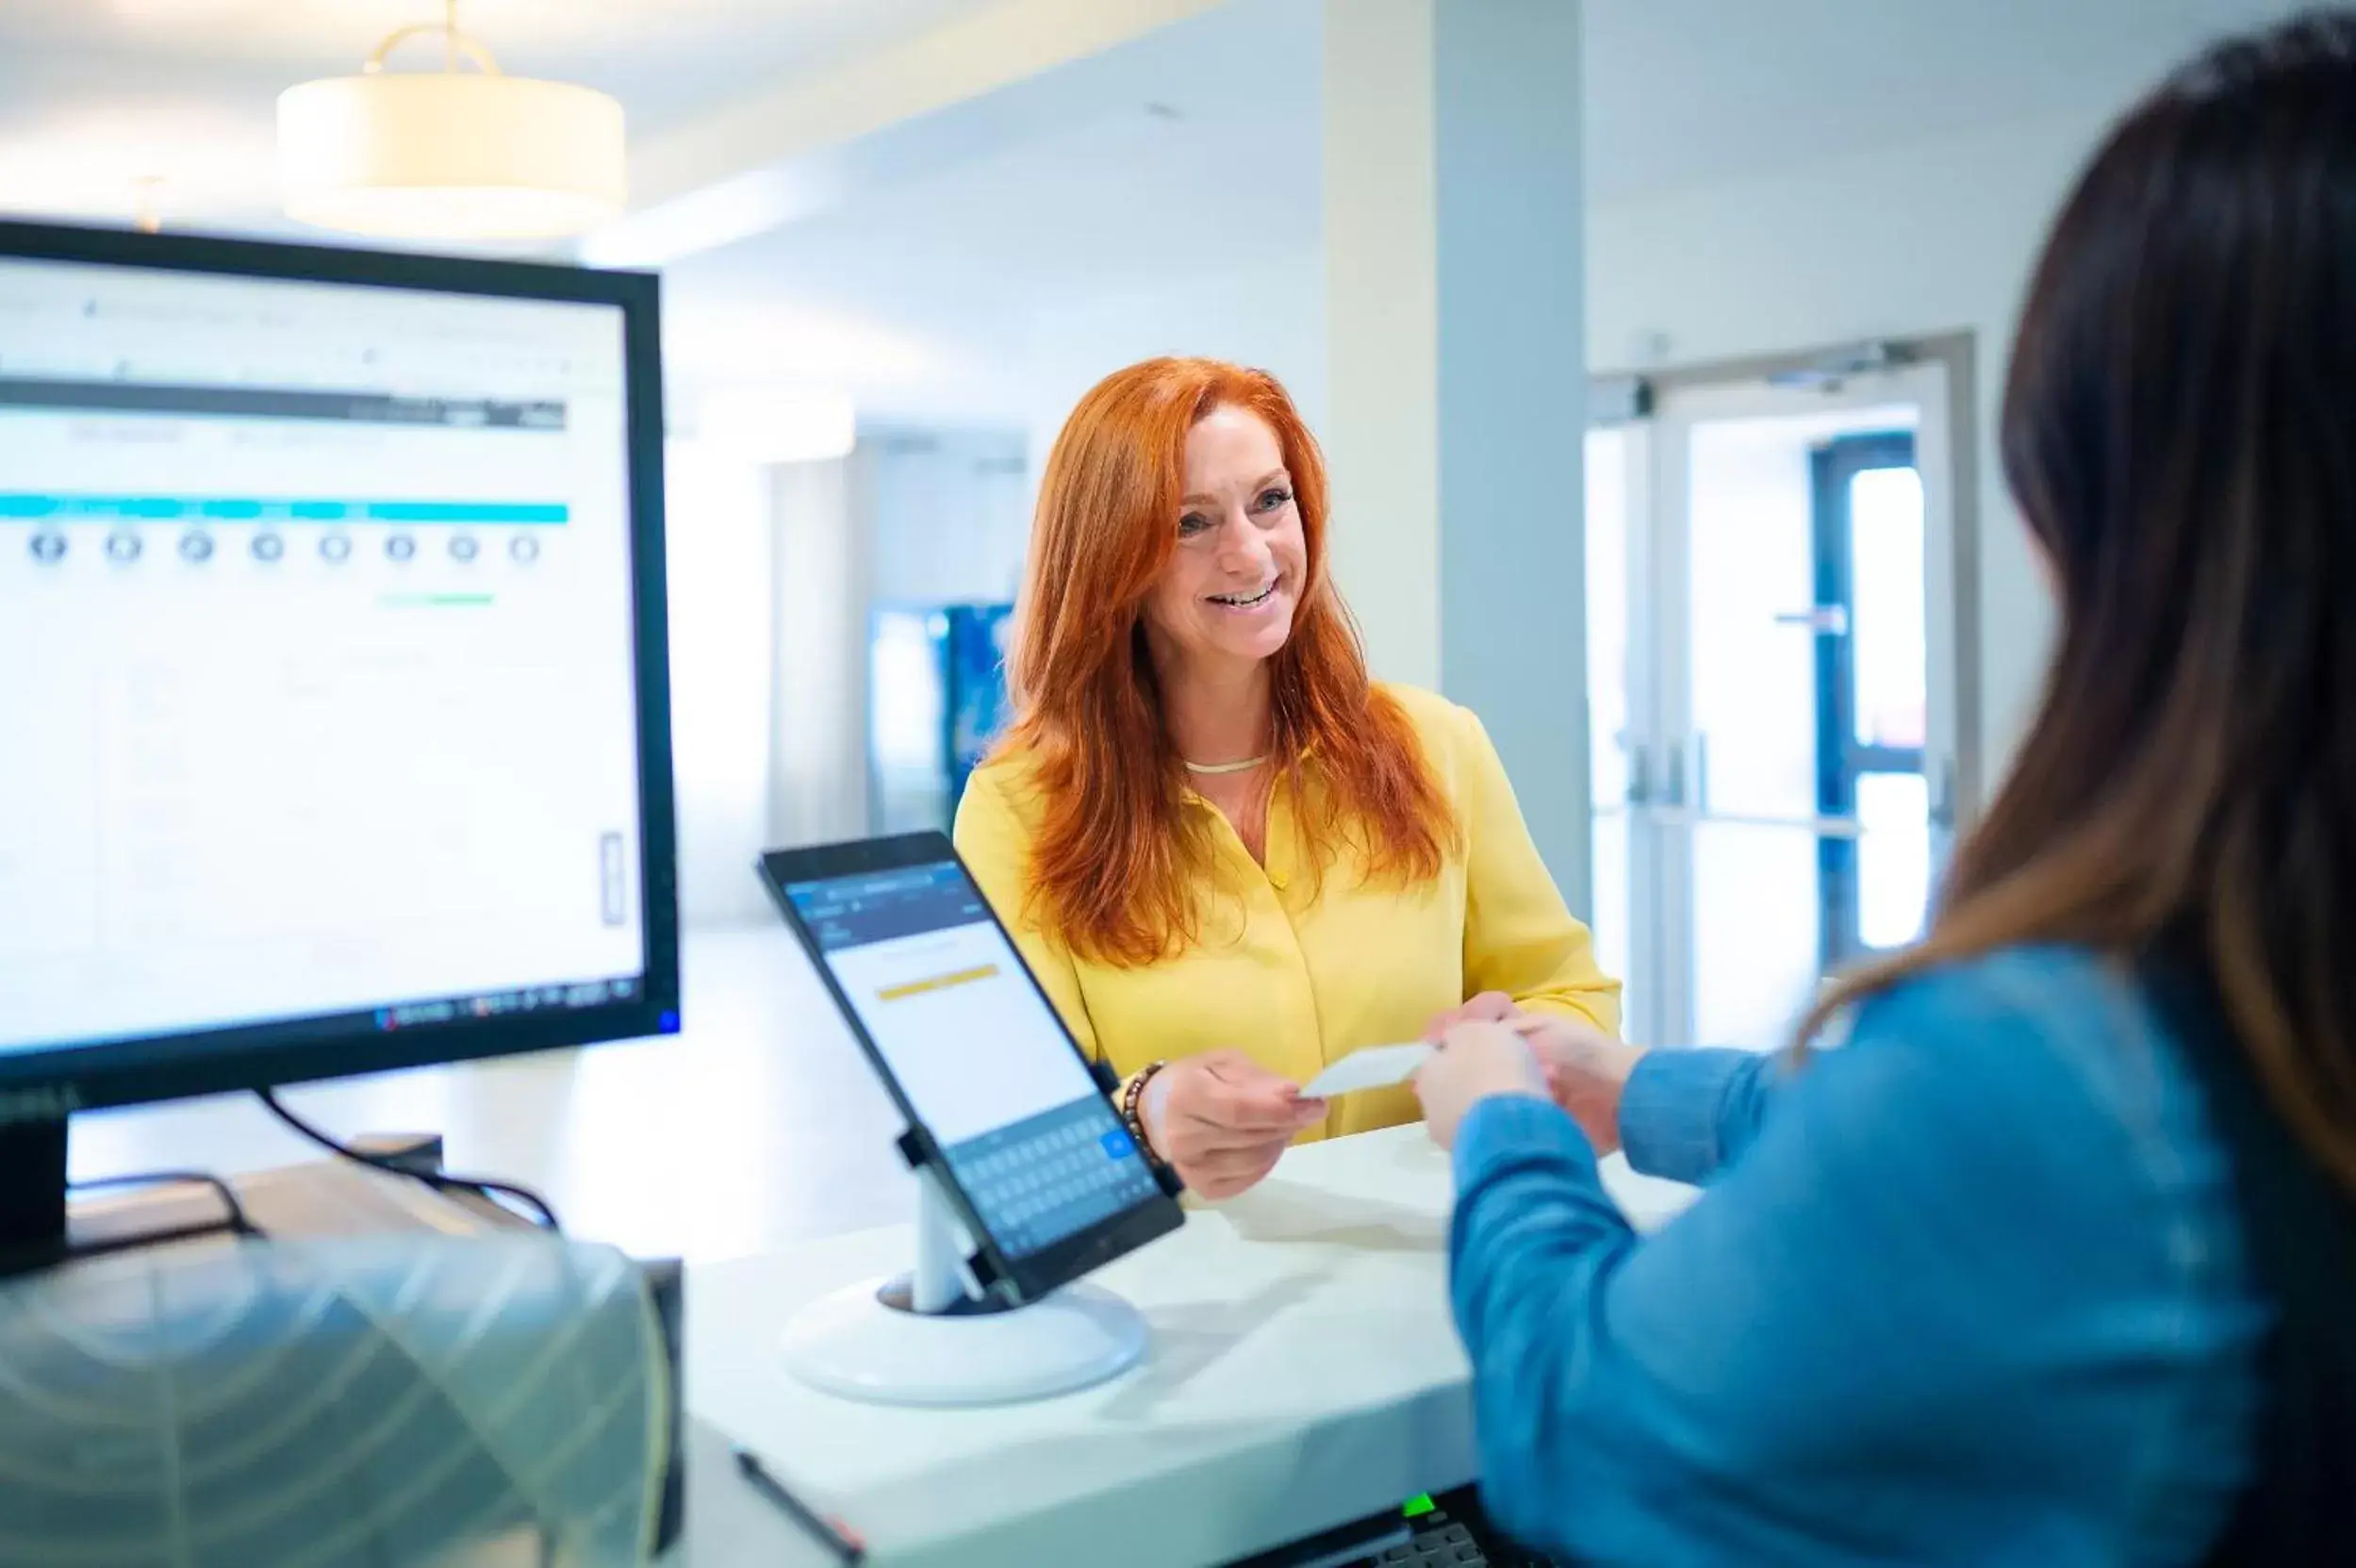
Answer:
[[674, 1125, 1698, 1566]]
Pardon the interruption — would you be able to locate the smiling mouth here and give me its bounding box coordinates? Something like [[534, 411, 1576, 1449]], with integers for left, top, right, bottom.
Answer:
[[1208, 581, 1277, 608]]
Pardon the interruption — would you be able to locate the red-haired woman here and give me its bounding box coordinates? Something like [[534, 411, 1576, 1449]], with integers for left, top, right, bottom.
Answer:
[[954, 357, 1619, 1199]]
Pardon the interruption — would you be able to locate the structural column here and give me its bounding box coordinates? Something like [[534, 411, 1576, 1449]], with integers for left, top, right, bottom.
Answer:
[[769, 455, 871, 848], [1323, 0, 1591, 912]]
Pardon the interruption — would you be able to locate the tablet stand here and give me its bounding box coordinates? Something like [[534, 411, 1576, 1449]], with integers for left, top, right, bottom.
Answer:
[[779, 1131, 1153, 1408]]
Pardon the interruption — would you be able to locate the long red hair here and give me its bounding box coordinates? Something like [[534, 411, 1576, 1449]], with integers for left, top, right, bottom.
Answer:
[[1000, 357, 1454, 966]]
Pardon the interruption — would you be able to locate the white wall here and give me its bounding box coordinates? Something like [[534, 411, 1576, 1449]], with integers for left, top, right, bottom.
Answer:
[[1588, 103, 2118, 777], [665, 442, 779, 926], [1020, 256, 1327, 479], [662, 441, 901, 922], [864, 427, 1031, 605], [769, 454, 871, 850], [994, 101, 2113, 790]]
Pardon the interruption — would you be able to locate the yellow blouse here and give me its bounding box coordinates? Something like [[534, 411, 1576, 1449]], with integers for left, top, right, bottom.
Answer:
[[952, 684, 1621, 1141]]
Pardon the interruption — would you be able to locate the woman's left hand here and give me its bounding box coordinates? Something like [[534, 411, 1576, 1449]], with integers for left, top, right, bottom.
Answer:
[[1415, 1021, 1550, 1150]]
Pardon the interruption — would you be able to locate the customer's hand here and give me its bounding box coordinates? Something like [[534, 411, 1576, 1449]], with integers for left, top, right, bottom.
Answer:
[[1414, 1023, 1548, 1150], [1422, 990, 1521, 1043], [1140, 1050, 1327, 1200], [1510, 1015, 1645, 1156]]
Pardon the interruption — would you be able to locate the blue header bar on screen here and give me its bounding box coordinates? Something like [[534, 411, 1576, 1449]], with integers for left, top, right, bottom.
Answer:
[[787, 864, 990, 951], [0, 495, 569, 524]]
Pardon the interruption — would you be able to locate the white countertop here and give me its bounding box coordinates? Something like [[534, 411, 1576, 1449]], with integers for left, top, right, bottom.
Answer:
[[682, 1124, 1697, 1567]]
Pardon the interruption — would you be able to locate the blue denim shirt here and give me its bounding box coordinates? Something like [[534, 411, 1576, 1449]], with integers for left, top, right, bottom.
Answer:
[[1448, 946, 2268, 1566]]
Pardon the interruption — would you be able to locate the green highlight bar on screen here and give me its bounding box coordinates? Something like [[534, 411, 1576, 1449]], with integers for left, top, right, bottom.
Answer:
[[378, 593, 498, 608], [0, 494, 568, 524]]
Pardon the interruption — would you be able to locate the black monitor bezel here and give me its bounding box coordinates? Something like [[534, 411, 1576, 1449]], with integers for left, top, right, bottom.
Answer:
[[757, 832, 1183, 1305], [0, 219, 680, 1118]]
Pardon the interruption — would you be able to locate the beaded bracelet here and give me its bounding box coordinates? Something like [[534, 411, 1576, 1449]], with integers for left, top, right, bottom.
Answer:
[[1121, 1059, 1170, 1161]]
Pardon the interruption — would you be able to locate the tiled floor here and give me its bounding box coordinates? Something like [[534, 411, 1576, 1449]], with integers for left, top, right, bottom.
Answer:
[[69, 925, 917, 1265]]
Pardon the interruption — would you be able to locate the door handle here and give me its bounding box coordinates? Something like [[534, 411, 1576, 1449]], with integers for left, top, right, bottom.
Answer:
[[1626, 737, 1674, 813], [1773, 605, 1850, 635], [1929, 756, 1959, 832]]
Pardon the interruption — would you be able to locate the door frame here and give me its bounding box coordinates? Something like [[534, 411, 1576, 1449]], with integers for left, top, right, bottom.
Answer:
[[1590, 334, 1980, 1047], [1606, 334, 1982, 822], [1811, 429, 1926, 970], [1582, 420, 1664, 1047]]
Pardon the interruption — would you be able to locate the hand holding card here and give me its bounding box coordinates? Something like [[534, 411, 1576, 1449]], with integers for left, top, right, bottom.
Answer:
[[1299, 1042, 1434, 1098], [1145, 1050, 1328, 1200]]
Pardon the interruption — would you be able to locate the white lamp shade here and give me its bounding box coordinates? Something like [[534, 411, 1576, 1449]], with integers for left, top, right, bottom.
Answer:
[[278, 72, 625, 240]]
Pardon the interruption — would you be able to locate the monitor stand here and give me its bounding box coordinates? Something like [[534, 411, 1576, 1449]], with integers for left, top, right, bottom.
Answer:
[[781, 1160, 1149, 1408], [0, 1117, 68, 1263], [0, 1114, 511, 1277], [0, 1115, 241, 1275]]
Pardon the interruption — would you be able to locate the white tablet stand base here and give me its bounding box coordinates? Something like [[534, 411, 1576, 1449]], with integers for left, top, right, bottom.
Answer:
[[780, 1151, 1150, 1408]]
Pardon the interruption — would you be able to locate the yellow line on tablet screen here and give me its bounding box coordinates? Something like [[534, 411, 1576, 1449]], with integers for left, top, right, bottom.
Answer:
[[878, 965, 999, 1001]]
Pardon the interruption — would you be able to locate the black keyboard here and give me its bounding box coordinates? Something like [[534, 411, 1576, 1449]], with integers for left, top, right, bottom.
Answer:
[[1376, 1492, 1557, 1568], [1225, 1487, 1557, 1568]]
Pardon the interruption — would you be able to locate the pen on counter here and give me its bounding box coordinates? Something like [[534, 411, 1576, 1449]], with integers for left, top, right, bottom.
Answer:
[[733, 1444, 867, 1563]]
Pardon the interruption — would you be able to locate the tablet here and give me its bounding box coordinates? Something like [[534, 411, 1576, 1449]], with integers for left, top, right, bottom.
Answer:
[[757, 833, 1182, 1307]]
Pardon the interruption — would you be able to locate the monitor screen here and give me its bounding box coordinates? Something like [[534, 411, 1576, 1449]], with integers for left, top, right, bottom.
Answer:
[[0, 225, 676, 1108], [784, 861, 1161, 1260]]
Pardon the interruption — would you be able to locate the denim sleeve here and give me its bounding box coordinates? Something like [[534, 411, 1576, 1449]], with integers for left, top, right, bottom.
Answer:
[[1616, 1047, 1781, 1184], [1447, 953, 2261, 1567]]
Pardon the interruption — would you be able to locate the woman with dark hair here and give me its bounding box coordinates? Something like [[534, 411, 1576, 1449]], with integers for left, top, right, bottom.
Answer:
[[1415, 13, 2356, 1563]]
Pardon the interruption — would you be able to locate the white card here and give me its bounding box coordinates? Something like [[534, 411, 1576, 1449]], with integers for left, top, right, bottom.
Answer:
[[1300, 1042, 1432, 1098]]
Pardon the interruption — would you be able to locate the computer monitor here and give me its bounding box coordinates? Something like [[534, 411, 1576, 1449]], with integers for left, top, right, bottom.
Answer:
[[0, 221, 680, 1250]]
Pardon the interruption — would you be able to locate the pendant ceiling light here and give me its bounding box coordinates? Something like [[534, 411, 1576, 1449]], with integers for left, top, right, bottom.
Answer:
[[277, 0, 624, 241]]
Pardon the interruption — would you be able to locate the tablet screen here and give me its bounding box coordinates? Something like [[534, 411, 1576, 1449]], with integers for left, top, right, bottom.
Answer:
[[783, 860, 1162, 1259]]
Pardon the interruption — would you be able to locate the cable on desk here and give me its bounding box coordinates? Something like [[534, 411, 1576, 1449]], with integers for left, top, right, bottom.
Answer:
[[69, 1170, 262, 1238], [255, 1089, 563, 1232]]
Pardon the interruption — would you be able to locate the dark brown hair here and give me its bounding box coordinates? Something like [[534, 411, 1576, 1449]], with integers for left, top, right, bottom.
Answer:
[[1808, 13, 2356, 1193]]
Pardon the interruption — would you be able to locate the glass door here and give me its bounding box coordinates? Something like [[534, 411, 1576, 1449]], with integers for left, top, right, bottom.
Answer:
[[1591, 359, 1959, 1049], [1812, 435, 1933, 968], [1584, 421, 1656, 1044]]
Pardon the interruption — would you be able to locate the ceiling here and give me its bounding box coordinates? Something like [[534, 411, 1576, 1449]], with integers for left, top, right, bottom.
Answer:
[[0, 0, 997, 226], [656, 0, 1321, 415], [0, 0, 2319, 420], [655, 0, 2309, 415], [1582, 0, 2315, 200], [4, 0, 2314, 231]]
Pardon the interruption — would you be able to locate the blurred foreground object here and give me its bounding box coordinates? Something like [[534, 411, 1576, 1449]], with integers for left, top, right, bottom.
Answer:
[[0, 1235, 673, 1567]]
